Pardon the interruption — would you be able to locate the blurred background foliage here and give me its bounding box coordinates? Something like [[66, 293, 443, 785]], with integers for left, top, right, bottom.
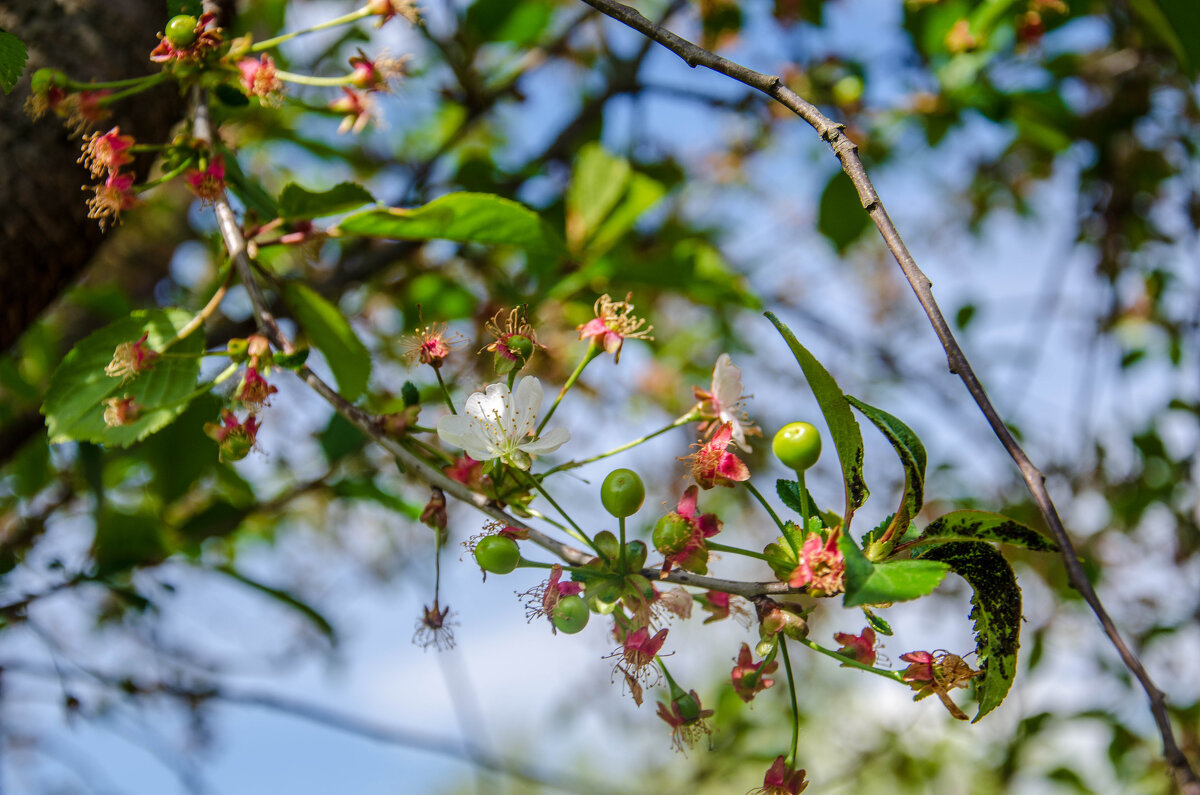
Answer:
[[1, 0, 1198, 792]]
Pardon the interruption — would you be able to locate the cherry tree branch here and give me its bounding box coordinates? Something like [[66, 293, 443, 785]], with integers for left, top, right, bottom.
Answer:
[[570, 0, 1199, 790], [189, 89, 800, 602]]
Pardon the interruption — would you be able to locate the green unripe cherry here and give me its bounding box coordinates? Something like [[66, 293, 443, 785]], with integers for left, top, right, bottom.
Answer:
[[552, 594, 590, 634], [474, 535, 520, 574], [601, 468, 645, 518], [653, 514, 692, 557], [164, 15, 199, 48], [772, 422, 822, 472]]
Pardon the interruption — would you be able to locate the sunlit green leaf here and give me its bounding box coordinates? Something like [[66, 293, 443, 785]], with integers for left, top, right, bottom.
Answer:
[[278, 182, 375, 219], [0, 30, 28, 94], [766, 313, 870, 520], [839, 532, 949, 607], [42, 309, 204, 447], [282, 282, 371, 401]]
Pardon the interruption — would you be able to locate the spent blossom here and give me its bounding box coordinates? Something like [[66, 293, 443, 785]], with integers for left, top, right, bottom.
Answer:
[[203, 410, 260, 462], [436, 376, 569, 471], [788, 531, 845, 596], [105, 332, 158, 381], [330, 88, 378, 134], [401, 320, 462, 369], [520, 563, 583, 630], [78, 127, 135, 178], [238, 55, 283, 103], [150, 13, 222, 63], [102, 395, 140, 428], [236, 366, 277, 406], [749, 756, 809, 795], [657, 485, 722, 577], [607, 626, 668, 688], [185, 156, 226, 205], [576, 293, 653, 364], [731, 642, 777, 703], [483, 306, 542, 372], [86, 171, 139, 229], [368, 0, 421, 26], [834, 627, 878, 666], [683, 422, 749, 489], [413, 600, 456, 651], [694, 353, 759, 450], [656, 688, 714, 754], [349, 50, 411, 91]]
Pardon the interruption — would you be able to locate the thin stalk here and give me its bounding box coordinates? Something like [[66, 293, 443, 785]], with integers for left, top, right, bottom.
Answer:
[[433, 368, 456, 414], [779, 638, 801, 767], [251, 6, 374, 52], [537, 343, 601, 434], [792, 636, 904, 683], [405, 437, 454, 466], [743, 480, 786, 533], [275, 70, 357, 88], [707, 541, 772, 563], [95, 73, 168, 104], [618, 517, 627, 570], [515, 560, 589, 573], [134, 157, 195, 194], [66, 75, 162, 91], [542, 410, 698, 475], [519, 471, 598, 554], [164, 265, 234, 351]]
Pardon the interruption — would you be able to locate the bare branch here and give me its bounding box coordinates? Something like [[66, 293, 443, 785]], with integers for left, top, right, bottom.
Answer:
[[571, 0, 1200, 789]]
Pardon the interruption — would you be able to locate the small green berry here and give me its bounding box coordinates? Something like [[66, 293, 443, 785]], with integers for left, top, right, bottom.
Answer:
[[164, 15, 199, 48], [474, 535, 520, 574], [772, 422, 822, 472], [552, 594, 590, 634], [600, 468, 645, 518]]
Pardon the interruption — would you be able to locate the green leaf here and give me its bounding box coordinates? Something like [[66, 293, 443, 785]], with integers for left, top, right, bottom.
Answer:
[[587, 172, 666, 261], [766, 313, 870, 520], [917, 541, 1022, 720], [861, 606, 893, 636], [839, 532, 949, 607], [217, 145, 279, 219], [566, 143, 631, 251], [214, 83, 249, 107], [847, 395, 926, 539], [278, 182, 375, 220], [282, 282, 371, 400], [93, 510, 169, 574], [776, 479, 821, 522], [1130, 0, 1200, 78], [818, 170, 869, 253], [335, 192, 567, 259], [319, 412, 366, 463], [42, 309, 204, 447], [167, 0, 203, 16], [916, 510, 1058, 552], [0, 30, 28, 95], [214, 565, 337, 644]]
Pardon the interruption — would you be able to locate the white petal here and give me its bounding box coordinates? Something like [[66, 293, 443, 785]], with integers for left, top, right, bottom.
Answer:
[[437, 415, 496, 461], [521, 426, 570, 456], [510, 376, 544, 438], [712, 353, 743, 408]]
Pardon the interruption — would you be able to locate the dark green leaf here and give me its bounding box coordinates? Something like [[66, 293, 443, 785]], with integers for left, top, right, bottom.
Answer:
[[818, 170, 869, 253], [273, 349, 310, 370], [861, 606, 893, 636], [917, 541, 1022, 720], [282, 282, 371, 400], [839, 532, 949, 607], [566, 142, 631, 252], [167, 0, 203, 16], [916, 510, 1058, 552], [93, 510, 168, 574], [329, 477, 421, 519], [42, 309, 204, 447], [1130, 0, 1200, 77], [0, 30, 28, 94], [766, 313, 870, 520], [214, 565, 337, 644], [847, 395, 926, 541], [214, 83, 249, 107], [217, 146, 279, 219], [278, 182, 375, 220], [319, 412, 366, 463], [776, 479, 821, 522], [177, 500, 248, 543], [336, 192, 567, 259]]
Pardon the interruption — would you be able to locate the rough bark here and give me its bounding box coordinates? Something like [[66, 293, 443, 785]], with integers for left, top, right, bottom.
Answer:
[[0, 0, 183, 351]]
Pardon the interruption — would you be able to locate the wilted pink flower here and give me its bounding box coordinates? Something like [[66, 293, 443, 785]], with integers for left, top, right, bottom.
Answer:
[[788, 531, 845, 595], [79, 126, 135, 178], [330, 88, 377, 134], [185, 156, 226, 205], [731, 643, 777, 703], [834, 627, 877, 666], [749, 756, 809, 795], [576, 293, 653, 364], [238, 55, 283, 102], [656, 688, 713, 754], [104, 332, 158, 381], [86, 171, 139, 229], [684, 423, 750, 489]]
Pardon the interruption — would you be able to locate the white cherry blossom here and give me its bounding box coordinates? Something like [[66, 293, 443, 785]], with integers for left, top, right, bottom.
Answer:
[[436, 376, 569, 470]]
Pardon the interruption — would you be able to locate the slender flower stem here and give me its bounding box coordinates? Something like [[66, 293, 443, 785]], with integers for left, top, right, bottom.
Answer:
[[516, 560, 589, 573], [707, 541, 772, 563], [542, 410, 698, 476], [537, 343, 601, 434], [779, 638, 801, 767], [796, 470, 810, 523], [792, 636, 904, 683], [129, 143, 168, 153], [405, 436, 454, 466], [134, 158, 195, 194], [275, 70, 357, 87], [164, 265, 234, 351], [433, 368, 456, 414], [618, 517, 627, 570], [66, 74, 163, 91], [743, 480, 786, 533], [250, 6, 374, 52], [94, 73, 168, 104], [519, 471, 598, 554]]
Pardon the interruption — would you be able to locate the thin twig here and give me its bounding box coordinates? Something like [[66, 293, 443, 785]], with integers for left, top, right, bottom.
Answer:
[[570, 1, 1199, 790], [189, 87, 803, 601]]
